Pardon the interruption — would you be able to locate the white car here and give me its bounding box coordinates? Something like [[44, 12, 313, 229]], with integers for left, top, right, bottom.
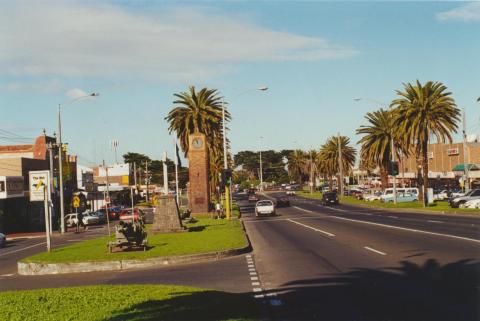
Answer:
[[0, 232, 5, 248], [461, 198, 480, 209], [364, 191, 382, 202], [434, 190, 449, 201], [382, 193, 418, 203], [286, 190, 296, 196], [65, 213, 100, 227], [255, 200, 276, 216]]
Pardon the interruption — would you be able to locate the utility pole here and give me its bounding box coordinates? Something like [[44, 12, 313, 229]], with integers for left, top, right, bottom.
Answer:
[[145, 160, 150, 202], [46, 139, 56, 235], [310, 152, 314, 194], [174, 140, 180, 206], [57, 104, 65, 234], [103, 160, 111, 237], [111, 140, 119, 164], [133, 162, 137, 188], [462, 108, 470, 192], [337, 133, 344, 197], [163, 151, 168, 195]]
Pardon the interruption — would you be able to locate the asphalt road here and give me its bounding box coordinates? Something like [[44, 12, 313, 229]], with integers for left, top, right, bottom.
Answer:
[[1, 193, 479, 321]]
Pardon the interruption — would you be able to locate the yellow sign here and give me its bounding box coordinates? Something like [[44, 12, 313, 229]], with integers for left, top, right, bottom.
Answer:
[[152, 195, 158, 206], [72, 195, 80, 208], [121, 175, 129, 185]]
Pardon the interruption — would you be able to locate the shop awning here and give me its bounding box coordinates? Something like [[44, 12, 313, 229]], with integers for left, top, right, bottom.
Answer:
[[452, 163, 480, 171]]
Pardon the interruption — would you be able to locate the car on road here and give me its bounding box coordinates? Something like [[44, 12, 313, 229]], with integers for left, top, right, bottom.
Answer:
[[0, 232, 5, 248], [255, 200, 275, 216], [248, 194, 259, 202], [276, 197, 290, 207], [382, 192, 418, 203], [450, 189, 480, 208], [285, 190, 296, 195], [119, 208, 144, 221], [65, 213, 100, 227], [322, 191, 339, 205], [91, 210, 107, 223]]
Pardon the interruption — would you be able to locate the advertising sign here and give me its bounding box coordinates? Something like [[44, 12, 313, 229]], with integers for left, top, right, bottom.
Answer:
[[29, 170, 51, 202]]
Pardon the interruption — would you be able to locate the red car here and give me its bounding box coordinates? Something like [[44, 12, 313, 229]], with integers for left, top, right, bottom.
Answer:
[[119, 208, 143, 221]]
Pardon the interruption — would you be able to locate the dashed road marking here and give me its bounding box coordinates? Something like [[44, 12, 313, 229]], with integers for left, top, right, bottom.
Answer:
[[0, 274, 14, 277], [250, 271, 257, 276], [292, 206, 313, 213], [364, 246, 387, 256], [388, 216, 399, 219], [252, 282, 260, 286], [254, 294, 265, 299], [253, 287, 263, 292], [251, 276, 259, 281], [331, 216, 480, 244], [248, 268, 256, 272], [287, 219, 336, 237], [427, 220, 444, 224]]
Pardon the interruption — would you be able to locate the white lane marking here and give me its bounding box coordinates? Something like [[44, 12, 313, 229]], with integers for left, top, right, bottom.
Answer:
[[326, 207, 347, 213], [245, 254, 252, 258], [248, 264, 255, 268], [249, 272, 257, 276], [331, 216, 480, 244], [0, 242, 46, 257], [292, 206, 313, 213], [287, 219, 336, 237], [254, 294, 265, 299], [252, 282, 260, 286], [251, 276, 259, 281], [364, 246, 387, 256], [388, 216, 399, 219], [0, 274, 14, 277], [248, 268, 256, 272], [266, 292, 277, 297], [427, 220, 444, 224], [253, 288, 263, 292]]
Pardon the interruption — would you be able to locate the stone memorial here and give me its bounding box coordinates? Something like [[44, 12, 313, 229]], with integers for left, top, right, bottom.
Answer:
[[151, 195, 186, 233]]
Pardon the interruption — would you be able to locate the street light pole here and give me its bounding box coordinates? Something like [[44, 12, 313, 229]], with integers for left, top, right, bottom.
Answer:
[[259, 136, 264, 191], [58, 93, 99, 234], [337, 133, 344, 197], [222, 86, 268, 219], [354, 97, 397, 204]]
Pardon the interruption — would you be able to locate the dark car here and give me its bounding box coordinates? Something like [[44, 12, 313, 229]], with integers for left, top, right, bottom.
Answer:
[[322, 191, 339, 205], [92, 210, 107, 223], [276, 197, 290, 207], [248, 194, 259, 202]]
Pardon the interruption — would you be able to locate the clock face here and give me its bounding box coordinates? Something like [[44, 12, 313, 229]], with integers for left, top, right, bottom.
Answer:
[[192, 138, 203, 149]]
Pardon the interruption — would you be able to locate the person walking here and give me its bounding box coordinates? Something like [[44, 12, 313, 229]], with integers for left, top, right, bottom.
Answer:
[[215, 202, 222, 219]]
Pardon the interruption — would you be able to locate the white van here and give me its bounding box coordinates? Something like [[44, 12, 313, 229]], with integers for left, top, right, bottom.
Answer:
[[380, 187, 419, 201]]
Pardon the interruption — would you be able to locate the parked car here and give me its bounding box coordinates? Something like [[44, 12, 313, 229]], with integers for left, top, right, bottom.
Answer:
[[286, 190, 296, 196], [119, 208, 144, 221], [255, 200, 275, 216], [433, 190, 450, 201], [91, 210, 107, 223], [461, 198, 480, 209], [0, 232, 5, 248], [450, 189, 480, 208], [364, 191, 382, 202], [379, 188, 419, 202], [65, 213, 100, 227], [322, 191, 339, 205], [276, 197, 290, 207], [248, 194, 259, 202], [103, 206, 122, 220], [382, 192, 418, 203]]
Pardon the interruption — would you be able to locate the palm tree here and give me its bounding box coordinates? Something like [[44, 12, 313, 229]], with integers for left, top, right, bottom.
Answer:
[[305, 150, 318, 193], [357, 108, 398, 189], [165, 86, 230, 157], [318, 136, 356, 190], [287, 149, 307, 184], [391, 80, 460, 206], [165, 86, 230, 194]]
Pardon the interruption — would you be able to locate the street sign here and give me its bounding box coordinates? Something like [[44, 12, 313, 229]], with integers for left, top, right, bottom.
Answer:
[[72, 195, 80, 208], [29, 171, 50, 202]]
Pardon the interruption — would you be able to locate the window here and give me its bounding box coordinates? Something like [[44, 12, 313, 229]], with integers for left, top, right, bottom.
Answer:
[[0, 181, 4, 192]]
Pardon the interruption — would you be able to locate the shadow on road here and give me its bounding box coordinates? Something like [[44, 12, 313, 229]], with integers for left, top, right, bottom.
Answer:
[[266, 258, 480, 321], [105, 290, 261, 321]]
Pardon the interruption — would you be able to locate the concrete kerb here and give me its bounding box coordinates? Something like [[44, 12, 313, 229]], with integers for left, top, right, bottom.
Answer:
[[18, 221, 252, 276]]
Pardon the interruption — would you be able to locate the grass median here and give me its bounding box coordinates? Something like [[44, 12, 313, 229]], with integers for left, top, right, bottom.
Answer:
[[0, 284, 260, 321], [297, 191, 479, 214], [22, 218, 247, 264]]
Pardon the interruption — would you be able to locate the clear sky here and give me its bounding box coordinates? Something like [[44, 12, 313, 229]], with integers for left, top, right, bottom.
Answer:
[[1, 0, 479, 167]]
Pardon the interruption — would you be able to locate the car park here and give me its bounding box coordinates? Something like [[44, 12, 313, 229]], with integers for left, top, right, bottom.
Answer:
[[322, 191, 339, 205], [0, 232, 5, 248], [255, 200, 275, 216], [450, 189, 480, 208]]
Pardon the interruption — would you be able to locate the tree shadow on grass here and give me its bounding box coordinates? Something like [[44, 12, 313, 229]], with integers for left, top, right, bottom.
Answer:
[[266, 258, 480, 321], [188, 225, 209, 232], [105, 290, 260, 321]]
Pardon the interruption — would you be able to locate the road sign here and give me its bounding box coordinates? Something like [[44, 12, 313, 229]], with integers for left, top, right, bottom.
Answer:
[[29, 171, 51, 202], [72, 195, 80, 208]]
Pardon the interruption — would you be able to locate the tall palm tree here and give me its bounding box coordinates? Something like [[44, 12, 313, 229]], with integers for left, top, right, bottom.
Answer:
[[165, 86, 231, 194], [356, 108, 398, 189], [287, 149, 307, 184], [391, 80, 460, 205], [165, 86, 230, 157], [318, 136, 356, 190], [305, 150, 318, 193]]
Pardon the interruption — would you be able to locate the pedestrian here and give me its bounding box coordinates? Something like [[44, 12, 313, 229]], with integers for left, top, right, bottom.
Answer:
[[77, 211, 87, 232], [215, 202, 222, 219]]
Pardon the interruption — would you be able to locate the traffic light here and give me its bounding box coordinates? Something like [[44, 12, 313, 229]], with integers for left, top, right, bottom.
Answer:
[[221, 169, 232, 186], [389, 161, 399, 176]]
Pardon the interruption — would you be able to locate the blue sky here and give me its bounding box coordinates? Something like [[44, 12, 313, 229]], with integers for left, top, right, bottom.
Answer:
[[1, 1, 479, 166]]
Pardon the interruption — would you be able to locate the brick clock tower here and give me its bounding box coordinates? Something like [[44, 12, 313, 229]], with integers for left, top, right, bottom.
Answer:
[[188, 133, 210, 213]]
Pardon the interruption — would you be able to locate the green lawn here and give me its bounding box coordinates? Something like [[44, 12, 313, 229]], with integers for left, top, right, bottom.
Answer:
[[23, 218, 247, 263], [0, 284, 260, 321], [296, 191, 479, 214]]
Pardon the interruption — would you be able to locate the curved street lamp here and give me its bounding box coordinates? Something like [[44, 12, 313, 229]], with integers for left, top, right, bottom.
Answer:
[[58, 92, 99, 233]]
